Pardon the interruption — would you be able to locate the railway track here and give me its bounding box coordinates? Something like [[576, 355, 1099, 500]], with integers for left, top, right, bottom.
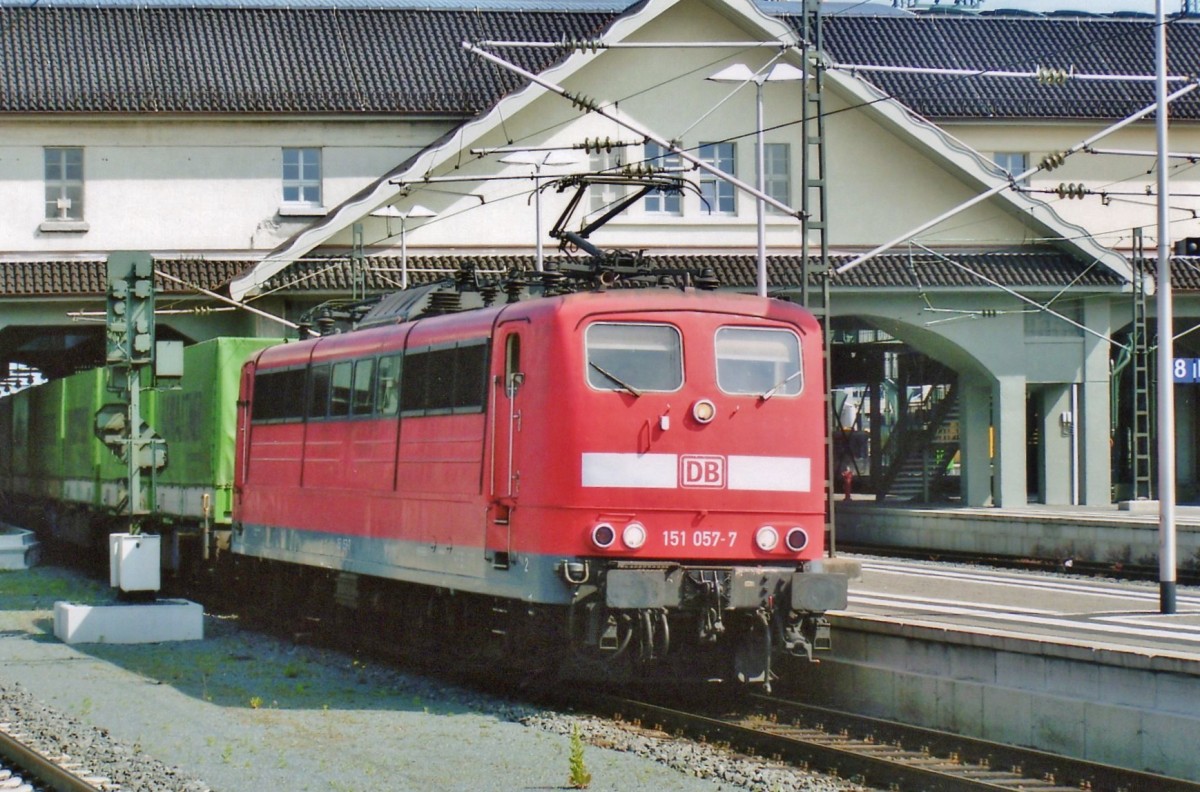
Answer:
[[0, 721, 107, 792], [586, 690, 1200, 792]]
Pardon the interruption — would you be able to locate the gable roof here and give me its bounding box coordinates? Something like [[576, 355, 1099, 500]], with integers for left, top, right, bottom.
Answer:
[[818, 14, 1200, 122], [225, 0, 1143, 299], [0, 6, 616, 114]]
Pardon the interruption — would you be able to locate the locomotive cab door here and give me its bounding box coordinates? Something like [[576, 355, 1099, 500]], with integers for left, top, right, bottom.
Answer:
[[487, 328, 524, 568]]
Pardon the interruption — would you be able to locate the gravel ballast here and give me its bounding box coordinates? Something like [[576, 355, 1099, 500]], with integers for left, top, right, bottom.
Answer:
[[0, 565, 859, 792]]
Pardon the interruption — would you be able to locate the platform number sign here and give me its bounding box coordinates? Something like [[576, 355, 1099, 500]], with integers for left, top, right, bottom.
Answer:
[[1173, 358, 1200, 383]]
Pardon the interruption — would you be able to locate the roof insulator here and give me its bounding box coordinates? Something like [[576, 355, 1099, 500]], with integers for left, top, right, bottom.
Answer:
[[1054, 182, 1088, 200], [1040, 151, 1068, 171], [1035, 65, 1074, 86]]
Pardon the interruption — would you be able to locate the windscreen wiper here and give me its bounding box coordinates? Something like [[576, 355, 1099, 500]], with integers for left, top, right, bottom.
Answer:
[[760, 369, 801, 401], [589, 362, 642, 397]]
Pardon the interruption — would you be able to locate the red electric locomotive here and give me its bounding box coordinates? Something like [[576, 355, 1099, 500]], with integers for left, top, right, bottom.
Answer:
[[233, 277, 849, 685]]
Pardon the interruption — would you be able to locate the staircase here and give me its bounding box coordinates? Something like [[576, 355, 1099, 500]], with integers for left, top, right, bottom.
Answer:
[[877, 384, 960, 502]]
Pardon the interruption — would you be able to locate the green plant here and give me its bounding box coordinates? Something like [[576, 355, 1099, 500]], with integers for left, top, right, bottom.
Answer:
[[567, 724, 592, 789]]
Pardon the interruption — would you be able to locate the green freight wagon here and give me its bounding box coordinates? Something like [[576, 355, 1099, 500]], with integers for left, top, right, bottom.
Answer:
[[0, 337, 281, 565]]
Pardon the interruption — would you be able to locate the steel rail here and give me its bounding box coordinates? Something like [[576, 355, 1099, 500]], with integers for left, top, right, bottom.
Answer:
[[753, 694, 1200, 792], [0, 723, 103, 792], [586, 691, 1200, 792]]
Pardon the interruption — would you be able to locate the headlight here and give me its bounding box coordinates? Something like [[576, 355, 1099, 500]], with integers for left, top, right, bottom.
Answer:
[[591, 523, 616, 549], [692, 399, 716, 424], [622, 522, 647, 549], [785, 527, 809, 552], [755, 525, 779, 552]]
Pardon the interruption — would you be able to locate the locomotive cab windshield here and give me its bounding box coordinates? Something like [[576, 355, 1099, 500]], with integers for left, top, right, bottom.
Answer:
[[584, 322, 683, 394], [714, 326, 802, 398]]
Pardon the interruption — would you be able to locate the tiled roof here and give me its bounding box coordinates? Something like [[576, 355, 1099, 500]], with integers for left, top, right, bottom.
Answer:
[[0, 259, 248, 296], [3, 6, 1196, 120], [815, 15, 1200, 121], [0, 249, 1132, 297], [0, 7, 616, 114]]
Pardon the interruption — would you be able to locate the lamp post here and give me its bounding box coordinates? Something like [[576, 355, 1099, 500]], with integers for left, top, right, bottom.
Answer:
[[707, 62, 806, 298], [501, 151, 579, 272], [370, 204, 436, 289]]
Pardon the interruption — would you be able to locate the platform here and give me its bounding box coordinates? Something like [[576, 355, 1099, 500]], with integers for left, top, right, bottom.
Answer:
[[834, 500, 1200, 569], [789, 555, 1200, 781]]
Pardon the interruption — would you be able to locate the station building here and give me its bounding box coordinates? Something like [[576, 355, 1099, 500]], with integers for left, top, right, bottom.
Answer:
[[1, 0, 1198, 509]]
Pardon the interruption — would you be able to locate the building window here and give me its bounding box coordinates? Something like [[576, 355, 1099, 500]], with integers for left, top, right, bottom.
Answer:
[[699, 142, 736, 215], [994, 152, 1029, 186], [282, 147, 322, 206], [643, 142, 681, 215], [44, 147, 84, 221], [588, 149, 627, 217], [764, 143, 791, 214]]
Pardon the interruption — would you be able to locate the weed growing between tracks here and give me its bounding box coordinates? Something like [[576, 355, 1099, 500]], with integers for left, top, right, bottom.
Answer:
[[569, 722, 593, 788]]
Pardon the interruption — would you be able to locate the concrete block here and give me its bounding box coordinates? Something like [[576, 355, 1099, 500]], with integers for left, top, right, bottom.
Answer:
[[902, 640, 950, 677], [54, 600, 203, 644], [1141, 710, 1200, 780], [1154, 671, 1200, 718], [1083, 702, 1143, 770], [1043, 656, 1098, 700], [1097, 663, 1157, 708], [937, 678, 983, 736], [0, 526, 40, 570], [949, 645, 997, 684], [1030, 696, 1085, 757], [830, 627, 870, 662], [865, 634, 911, 669], [995, 651, 1046, 692], [894, 673, 938, 728], [843, 662, 896, 717], [980, 686, 1032, 746]]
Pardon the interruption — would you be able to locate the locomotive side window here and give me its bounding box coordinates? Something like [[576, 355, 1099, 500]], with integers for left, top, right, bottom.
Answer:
[[400, 351, 429, 413], [453, 344, 488, 409], [376, 355, 401, 416], [308, 364, 331, 418], [330, 362, 353, 417], [250, 368, 307, 422], [351, 359, 375, 416], [425, 347, 456, 413], [585, 323, 683, 393], [400, 340, 488, 416], [715, 327, 802, 396]]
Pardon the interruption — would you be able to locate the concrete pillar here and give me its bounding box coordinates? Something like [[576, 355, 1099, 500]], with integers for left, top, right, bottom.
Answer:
[[1040, 384, 1074, 505], [960, 380, 993, 506], [1080, 379, 1112, 505], [993, 375, 1027, 507], [1080, 298, 1113, 506]]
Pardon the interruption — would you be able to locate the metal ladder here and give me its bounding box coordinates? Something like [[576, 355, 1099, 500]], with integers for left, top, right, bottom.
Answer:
[[1131, 228, 1153, 499], [800, 0, 835, 548]]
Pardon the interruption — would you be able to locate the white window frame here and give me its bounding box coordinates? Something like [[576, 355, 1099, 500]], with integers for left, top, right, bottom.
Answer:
[[699, 142, 736, 215], [643, 142, 682, 215], [764, 143, 791, 215], [43, 147, 85, 228], [588, 149, 627, 218], [282, 147, 323, 209], [994, 151, 1029, 186]]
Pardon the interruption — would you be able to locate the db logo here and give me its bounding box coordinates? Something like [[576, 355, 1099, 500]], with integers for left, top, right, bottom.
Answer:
[[681, 455, 726, 488]]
